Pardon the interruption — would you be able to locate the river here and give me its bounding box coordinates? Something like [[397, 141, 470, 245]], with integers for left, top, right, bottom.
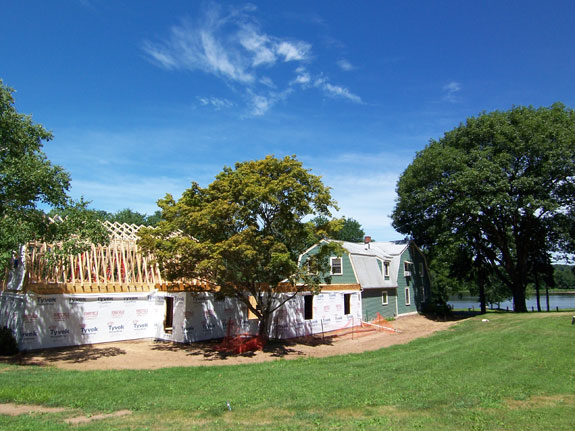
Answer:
[[448, 292, 575, 311]]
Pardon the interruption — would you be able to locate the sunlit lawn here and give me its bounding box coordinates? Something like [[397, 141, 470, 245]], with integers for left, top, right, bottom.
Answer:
[[1, 312, 574, 430]]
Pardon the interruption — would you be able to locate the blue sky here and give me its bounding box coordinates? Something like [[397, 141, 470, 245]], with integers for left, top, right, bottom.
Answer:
[[2, 1, 575, 240]]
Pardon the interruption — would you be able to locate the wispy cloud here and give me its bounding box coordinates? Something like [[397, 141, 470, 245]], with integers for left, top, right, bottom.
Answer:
[[276, 41, 311, 61], [143, 3, 361, 115], [321, 81, 362, 103], [197, 96, 234, 110], [313, 77, 362, 104], [142, 4, 310, 84], [337, 58, 355, 71], [246, 88, 293, 116], [442, 81, 462, 102]]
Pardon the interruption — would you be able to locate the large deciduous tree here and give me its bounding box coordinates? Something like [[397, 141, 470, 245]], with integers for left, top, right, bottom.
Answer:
[[139, 155, 341, 338], [0, 80, 107, 274], [392, 103, 575, 312]]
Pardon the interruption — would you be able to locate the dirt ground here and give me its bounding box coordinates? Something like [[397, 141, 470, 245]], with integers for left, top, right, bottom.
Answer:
[[4, 314, 461, 371]]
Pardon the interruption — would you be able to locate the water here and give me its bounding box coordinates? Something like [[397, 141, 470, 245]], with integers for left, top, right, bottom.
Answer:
[[448, 293, 575, 311]]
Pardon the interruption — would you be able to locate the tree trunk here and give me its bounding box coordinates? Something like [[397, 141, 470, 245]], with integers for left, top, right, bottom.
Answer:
[[535, 273, 541, 312], [478, 270, 487, 314], [258, 312, 270, 340], [511, 284, 528, 312], [545, 284, 550, 312]]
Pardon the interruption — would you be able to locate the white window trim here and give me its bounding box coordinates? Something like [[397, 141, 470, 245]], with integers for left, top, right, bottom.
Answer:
[[405, 287, 411, 306], [330, 257, 343, 275], [382, 291, 388, 305]]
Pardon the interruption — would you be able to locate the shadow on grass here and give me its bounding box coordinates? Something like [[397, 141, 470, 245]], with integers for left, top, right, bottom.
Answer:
[[421, 307, 521, 322], [421, 311, 483, 322], [0, 345, 127, 367]]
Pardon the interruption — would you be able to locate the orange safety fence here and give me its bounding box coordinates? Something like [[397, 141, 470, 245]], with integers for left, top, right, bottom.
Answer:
[[214, 318, 266, 354], [361, 312, 399, 333]]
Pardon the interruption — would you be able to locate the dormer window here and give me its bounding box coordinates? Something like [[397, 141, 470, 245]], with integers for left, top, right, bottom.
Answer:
[[330, 257, 343, 275], [383, 261, 390, 279]]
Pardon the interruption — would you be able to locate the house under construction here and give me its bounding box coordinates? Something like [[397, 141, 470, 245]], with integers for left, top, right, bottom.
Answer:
[[0, 221, 362, 350]]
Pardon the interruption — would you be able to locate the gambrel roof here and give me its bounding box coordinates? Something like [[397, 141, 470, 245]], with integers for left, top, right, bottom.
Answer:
[[309, 240, 410, 290]]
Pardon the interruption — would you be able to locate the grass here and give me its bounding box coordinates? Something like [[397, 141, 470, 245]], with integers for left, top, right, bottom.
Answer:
[[1, 312, 575, 430]]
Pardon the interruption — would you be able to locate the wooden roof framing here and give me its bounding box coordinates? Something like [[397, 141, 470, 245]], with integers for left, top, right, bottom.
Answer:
[[1, 221, 167, 294]]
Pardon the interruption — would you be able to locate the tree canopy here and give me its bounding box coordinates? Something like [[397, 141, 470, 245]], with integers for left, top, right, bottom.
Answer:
[[392, 103, 575, 312], [86, 208, 162, 226], [139, 155, 341, 337], [0, 81, 107, 273], [311, 216, 365, 243]]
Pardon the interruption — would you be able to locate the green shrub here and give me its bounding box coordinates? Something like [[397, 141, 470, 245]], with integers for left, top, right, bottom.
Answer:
[[0, 326, 19, 355]]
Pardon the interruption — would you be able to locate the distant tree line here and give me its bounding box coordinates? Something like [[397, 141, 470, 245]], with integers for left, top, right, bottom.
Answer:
[[91, 208, 163, 227]]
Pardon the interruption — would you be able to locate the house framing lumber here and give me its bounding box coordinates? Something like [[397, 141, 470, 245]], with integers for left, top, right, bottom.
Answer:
[[1, 221, 168, 294]]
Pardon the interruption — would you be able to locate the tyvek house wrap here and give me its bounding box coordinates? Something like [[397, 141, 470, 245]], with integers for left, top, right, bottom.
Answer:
[[0, 289, 363, 350]]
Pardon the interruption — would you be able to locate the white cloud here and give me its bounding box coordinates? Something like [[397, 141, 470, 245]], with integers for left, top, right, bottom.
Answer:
[[142, 6, 310, 85], [337, 59, 355, 71], [246, 88, 293, 116], [442, 81, 462, 102], [142, 43, 178, 69], [249, 93, 272, 116], [292, 72, 311, 86], [143, 3, 361, 116], [197, 96, 234, 110], [322, 82, 362, 103], [259, 76, 276, 88], [313, 77, 362, 103], [276, 41, 311, 62], [238, 26, 276, 66]]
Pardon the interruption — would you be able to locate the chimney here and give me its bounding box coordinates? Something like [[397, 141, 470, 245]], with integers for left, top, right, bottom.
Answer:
[[364, 236, 371, 249]]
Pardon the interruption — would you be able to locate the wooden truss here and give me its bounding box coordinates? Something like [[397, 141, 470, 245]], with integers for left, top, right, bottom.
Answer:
[[0, 221, 209, 294]]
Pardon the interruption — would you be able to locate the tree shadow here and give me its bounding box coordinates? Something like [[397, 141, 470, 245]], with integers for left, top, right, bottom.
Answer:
[[150, 334, 337, 360], [1, 345, 127, 366], [150, 338, 260, 360], [422, 310, 484, 322]]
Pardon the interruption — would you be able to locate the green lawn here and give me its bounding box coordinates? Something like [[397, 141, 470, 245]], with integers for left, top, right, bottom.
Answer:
[[1, 312, 574, 430]]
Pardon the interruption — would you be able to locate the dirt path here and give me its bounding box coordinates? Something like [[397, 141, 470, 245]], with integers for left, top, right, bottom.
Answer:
[[6, 315, 461, 370]]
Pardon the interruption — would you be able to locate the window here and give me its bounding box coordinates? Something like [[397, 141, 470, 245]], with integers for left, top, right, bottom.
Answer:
[[404, 261, 412, 277], [344, 293, 351, 315], [383, 261, 390, 279], [164, 297, 174, 332], [405, 287, 411, 306], [330, 257, 343, 275], [304, 295, 313, 320], [382, 291, 388, 305], [303, 258, 317, 275]]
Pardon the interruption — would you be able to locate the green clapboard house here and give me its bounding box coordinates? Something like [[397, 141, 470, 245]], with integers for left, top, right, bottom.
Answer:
[[300, 238, 431, 320]]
